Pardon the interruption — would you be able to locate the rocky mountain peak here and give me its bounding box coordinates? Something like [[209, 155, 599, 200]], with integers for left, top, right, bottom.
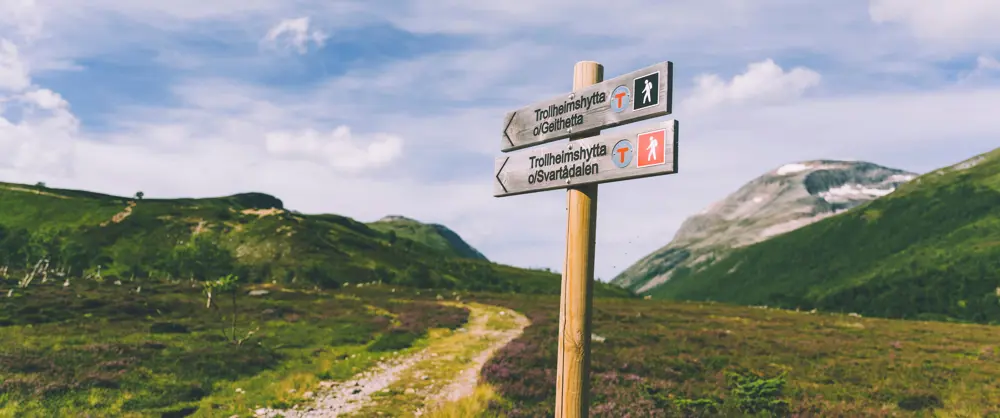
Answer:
[[612, 159, 916, 293]]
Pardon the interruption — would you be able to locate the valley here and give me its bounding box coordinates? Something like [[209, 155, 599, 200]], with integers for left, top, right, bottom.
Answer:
[[2, 147, 1000, 417], [4, 277, 1000, 416]]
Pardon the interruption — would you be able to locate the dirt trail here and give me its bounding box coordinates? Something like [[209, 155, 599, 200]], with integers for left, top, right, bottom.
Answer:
[[255, 302, 529, 417], [420, 303, 530, 410]]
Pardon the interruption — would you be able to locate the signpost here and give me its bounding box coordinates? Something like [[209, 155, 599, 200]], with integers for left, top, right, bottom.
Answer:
[[501, 61, 673, 152], [494, 120, 678, 197], [494, 61, 678, 418]]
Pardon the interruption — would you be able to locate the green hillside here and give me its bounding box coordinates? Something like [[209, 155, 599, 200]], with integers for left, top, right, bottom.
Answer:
[[0, 182, 631, 298], [650, 147, 1000, 323], [367, 215, 488, 261]]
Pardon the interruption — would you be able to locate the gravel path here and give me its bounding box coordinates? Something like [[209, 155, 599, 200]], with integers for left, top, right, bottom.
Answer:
[[424, 310, 531, 407], [253, 349, 430, 418], [254, 302, 529, 418]]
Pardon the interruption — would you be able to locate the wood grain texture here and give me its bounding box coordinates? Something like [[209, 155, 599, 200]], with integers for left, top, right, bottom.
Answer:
[[555, 60, 603, 418], [501, 61, 672, 153], [493, 119, 679, 197]]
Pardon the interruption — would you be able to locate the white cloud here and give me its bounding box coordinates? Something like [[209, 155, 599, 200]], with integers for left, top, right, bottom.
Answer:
[[383, 0, 753, 38], [869, 0, 1000, 48], [0, 0, 893, 86], [0, 87, 78, 177], [48, 0, 287, 23], [264, 126, 403, 171], [975, 55, 1000, 71], [0, 0, 937, 97], [0, 33, 77, 178], [683, 59, 821, 113], [0, 0, 44, 42], [0, 40, 30, 92], [21, 87, 67, 109], [261, 17, 328, 54], [959, 54, 1000, 83]]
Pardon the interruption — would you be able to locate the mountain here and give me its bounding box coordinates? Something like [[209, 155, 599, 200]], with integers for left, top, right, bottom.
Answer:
[[648, 147, 1000, 323], [612, 160, 917, 293], [367, 215, 488, 261], [0, 181, 632, 297]]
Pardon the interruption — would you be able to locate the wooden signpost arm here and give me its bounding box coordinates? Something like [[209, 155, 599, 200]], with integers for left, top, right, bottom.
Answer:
[[555, 60, 602, 418]]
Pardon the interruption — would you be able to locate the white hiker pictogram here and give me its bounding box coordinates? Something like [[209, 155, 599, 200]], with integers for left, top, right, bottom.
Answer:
[[642, 79, 652, 103], [646, 136, 658, 161]]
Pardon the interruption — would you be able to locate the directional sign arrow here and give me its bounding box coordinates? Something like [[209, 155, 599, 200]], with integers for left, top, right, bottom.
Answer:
[[502, 112, 515, 147], [500, 61, 673, 153], [493, 119, 679, 198], [495, 156, 510, 194]]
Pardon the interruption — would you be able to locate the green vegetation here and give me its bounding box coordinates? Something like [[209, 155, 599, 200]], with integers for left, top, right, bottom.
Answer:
[[200, 274, 259, 347], [16, 276, 1000, 417], [650, 147, 1000, 323], [0, 180, 630, 415], [477, 295, 1000, 417], [367, 215, 488, 261], [0, 181, 631, 297], [0, 275, 470, 416]]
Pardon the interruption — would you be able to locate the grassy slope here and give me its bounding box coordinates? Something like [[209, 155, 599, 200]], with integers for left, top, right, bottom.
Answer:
[[367, 217, 488, 261], [0, 182, 631, 298], [0, 278, 471, 417], [650, 147, 1000, 323], [477, 295, 1000, 417], [9, 277, 999, 417]]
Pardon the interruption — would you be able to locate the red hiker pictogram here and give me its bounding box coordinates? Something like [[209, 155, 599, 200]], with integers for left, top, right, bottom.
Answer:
[[636, 129, 666, 168]]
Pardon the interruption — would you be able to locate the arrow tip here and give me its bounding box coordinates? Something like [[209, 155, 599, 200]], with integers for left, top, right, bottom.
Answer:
[[503, 111, 516, 147], [495, 156, 509, 193]]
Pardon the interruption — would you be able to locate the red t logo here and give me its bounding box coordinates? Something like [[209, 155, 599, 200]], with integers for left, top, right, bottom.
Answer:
[[614, 92, 627, 108], [616, 147, 629, 163]]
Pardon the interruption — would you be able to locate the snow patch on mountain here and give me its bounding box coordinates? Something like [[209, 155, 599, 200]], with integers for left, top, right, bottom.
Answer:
[[818, 184, 895, 203], [776, 163, 810, 175]]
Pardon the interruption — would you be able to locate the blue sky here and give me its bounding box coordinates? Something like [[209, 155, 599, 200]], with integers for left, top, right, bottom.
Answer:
[[2, 0, 1000, 281]]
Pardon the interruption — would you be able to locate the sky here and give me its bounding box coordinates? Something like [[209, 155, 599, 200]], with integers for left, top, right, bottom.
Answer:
[[1, 0, 999, 281]]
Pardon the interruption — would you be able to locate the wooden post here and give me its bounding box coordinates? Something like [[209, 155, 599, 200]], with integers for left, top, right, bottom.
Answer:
[[555, 61, 603, 418]]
